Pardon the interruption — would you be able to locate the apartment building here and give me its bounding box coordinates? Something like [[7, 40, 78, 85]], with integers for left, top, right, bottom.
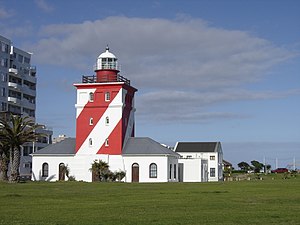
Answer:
[[0, 35, 52, 177]]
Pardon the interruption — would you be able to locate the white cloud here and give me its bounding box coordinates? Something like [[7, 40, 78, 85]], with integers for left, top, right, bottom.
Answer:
[[136, 89, 300, 122], [26, 16, 298, 123], [35, 0, 53, 13], [32, 17, 294, 87], [0, 25, 34, 40]]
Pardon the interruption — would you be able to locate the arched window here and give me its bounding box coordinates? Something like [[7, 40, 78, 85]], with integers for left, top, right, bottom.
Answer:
[[105, 116, 109, 125], [89, 92, 94, 102], [89, 138, 93, 146], [42, 163, 49, 177], [89, 117, 93, 125], [149, 163, 157, 178], [105, 138, 109, 146]]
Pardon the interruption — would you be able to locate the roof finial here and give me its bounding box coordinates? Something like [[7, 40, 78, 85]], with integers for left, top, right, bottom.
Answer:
[[106, 45, 109, 51]]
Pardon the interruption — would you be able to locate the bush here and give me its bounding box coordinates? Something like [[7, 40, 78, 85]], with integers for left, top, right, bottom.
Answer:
[[68, 176, 76, 181]]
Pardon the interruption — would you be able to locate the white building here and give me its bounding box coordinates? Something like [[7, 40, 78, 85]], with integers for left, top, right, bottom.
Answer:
[[175, 142, 223, 182], [0, 35, 52, 177], [31, 47, 222, 183]]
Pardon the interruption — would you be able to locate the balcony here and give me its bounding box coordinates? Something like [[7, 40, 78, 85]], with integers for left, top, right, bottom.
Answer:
[[82, 74, 130, 86], [8, 68, 18, 75], [8, 96, 21, 105], [22, 85, 36, 96], [8, 82, 21, 90], [22, 99, 35, 109], [30, 66, 36, 77], [23, 74, 36, 83]]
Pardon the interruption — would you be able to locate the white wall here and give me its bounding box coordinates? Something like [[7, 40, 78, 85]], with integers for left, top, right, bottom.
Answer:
[[123, 155, 178, 183], [178, 158, 201, 182], [32, 154, 179, 183], [32, 155, 75, 181], [179, 151, 222, 182], [32, 154, 125, 182]]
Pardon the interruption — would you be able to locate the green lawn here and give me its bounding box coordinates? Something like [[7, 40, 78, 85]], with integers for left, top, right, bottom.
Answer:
[[0, 177, 299, 225]]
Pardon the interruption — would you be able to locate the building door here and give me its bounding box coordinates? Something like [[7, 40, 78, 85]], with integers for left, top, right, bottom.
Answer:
[[132, 163, 139, 182], [178, 163, 184, 182], [59, 163, 65, 181]]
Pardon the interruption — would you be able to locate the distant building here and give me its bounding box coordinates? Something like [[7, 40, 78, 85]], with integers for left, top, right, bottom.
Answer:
[[223, 159, 232, 170], [0, 35, 52, 177], [53, 134, 68, 144]]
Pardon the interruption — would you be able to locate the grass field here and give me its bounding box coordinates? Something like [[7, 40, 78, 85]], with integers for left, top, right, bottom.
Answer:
[[0, 176, 299, 225]]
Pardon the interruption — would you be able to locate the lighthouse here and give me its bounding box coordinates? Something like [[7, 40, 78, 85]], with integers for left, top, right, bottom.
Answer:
[[30, 45, 223, 183], [74, 46, 137, 156]]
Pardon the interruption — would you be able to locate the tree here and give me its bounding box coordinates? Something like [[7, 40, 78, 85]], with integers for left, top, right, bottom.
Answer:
[[0, 114, 43, 182], [0, 141, 10, 181], [59, 164, 70, 180], [251, 160, 264, 173], [238, 161, 251, 172], [266, 164, 271, 173], [115, 171, 126, 182], [90, 160, 110, 181], [90, 160, 126, 182]]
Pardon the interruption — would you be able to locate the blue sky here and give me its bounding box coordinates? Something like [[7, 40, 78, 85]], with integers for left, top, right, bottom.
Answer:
[[1, 0, 299, 168]]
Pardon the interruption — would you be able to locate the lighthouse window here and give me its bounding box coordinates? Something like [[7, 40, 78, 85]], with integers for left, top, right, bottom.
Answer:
[[105, 92, 110, 101], [105, 116, 109, 125], [105, 138, 109, 146], [89, 138, 93, 146], [89, 118, 93, 125], [89, 92, 94, 102]]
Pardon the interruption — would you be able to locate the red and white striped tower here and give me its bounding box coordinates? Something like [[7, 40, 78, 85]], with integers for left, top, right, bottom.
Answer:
[[74, 46, 137, 155]]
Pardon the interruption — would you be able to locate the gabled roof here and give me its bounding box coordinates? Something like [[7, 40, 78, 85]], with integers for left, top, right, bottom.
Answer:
[[175, 142, 221, 153], [223, 159, 232, 166], [123, 137, 180, 157], [32, 138, 76, 155]]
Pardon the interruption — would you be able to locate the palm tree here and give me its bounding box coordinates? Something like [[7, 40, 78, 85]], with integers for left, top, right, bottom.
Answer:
[[0, 119, 11, 181], [0, 114, 43, 182], [0, 141, 10, 181], [90, 160, 110, 182]]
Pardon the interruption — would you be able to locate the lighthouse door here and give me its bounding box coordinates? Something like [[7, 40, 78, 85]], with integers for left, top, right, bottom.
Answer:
[[132, 163, 139, 182]]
